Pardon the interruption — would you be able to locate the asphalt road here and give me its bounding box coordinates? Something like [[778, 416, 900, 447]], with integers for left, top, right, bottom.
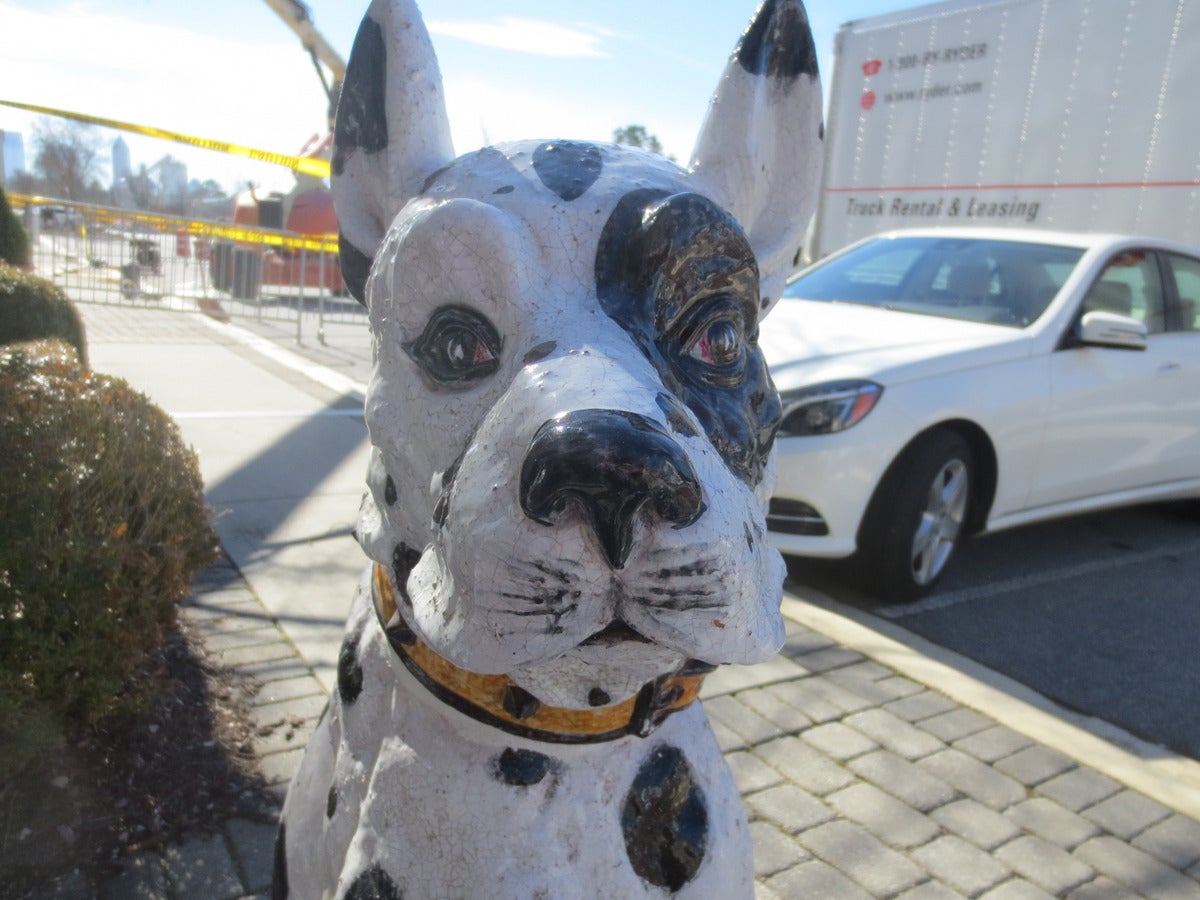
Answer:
[[784, 501, 1200, 761]]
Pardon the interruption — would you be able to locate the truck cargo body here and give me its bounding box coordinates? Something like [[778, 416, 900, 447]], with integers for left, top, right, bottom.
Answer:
[[811, 0, 1200, 260]]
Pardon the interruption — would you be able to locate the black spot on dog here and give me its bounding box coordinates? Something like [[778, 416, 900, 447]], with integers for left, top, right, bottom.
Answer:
[[431, 492, 450, 528], [493, 747, 555, 786], [326, 785, 338, 819], [656, 393, 699, 439], [432, 451, 465, 528], [523, 341, 557, 365], [532, 141, 603, 201], [337, 628, 365, 705], [339, 232, 374, 306], [736, 0, 818, 81], [391, 543, 421, 605], [622, 745, 707, 891], [420, 164, 452, 195], [344, 865, 403, 900], [819, 121, 826, 141], [678, 658, 718, 676], [271, 822, 288, 900], [494, 184, 516, 195], [588, 687, 611, 707], [333, 16, 389, 168], [596, 190, 783, 487], [744, 521, 755, 550], [385, 618, 417, 651], [440, 453, 463, 492], [502, 685, 542, 720], [384, 475, 397, 506]]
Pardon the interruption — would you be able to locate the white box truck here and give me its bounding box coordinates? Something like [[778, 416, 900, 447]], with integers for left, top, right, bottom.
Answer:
[[809, 0, 1200, 260]]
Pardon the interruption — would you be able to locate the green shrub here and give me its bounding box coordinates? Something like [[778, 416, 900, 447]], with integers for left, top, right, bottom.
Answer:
[[0, 340, 218, 734], [0, 187, 30, 268], [0, 264, 88, 366]]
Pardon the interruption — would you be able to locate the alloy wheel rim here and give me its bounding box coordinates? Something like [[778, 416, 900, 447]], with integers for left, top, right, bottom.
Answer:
[[910, 458, 968, 586]]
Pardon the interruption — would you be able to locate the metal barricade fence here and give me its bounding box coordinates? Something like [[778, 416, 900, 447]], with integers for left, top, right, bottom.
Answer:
[[9, 194, 367, 343]]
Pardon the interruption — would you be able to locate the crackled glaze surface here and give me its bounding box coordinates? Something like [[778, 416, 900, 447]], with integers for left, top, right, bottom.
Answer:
[[278, 1, 822, 896]]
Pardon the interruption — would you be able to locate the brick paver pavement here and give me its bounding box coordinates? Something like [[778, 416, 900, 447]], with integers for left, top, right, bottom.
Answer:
[[84, 554, 1200, 899]]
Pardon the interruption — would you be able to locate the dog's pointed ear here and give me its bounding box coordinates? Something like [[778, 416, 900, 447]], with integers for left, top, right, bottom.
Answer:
[[332, 0, 455, 303], [689, 0, 824, 314]]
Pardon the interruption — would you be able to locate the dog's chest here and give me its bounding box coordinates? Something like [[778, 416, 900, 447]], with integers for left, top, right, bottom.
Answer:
[[355, 724, 747, 898], [284, 588, 752, 898]]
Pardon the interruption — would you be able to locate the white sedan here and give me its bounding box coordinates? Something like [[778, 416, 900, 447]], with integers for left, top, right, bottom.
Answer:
[[760, 228, 1200, 602]]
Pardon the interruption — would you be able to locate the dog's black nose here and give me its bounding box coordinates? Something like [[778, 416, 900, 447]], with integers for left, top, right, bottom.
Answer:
[[520, 410, 705, 569]]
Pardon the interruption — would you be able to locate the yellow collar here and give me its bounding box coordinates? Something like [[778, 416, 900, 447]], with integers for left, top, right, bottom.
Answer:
[[371, 563, 709, 744]]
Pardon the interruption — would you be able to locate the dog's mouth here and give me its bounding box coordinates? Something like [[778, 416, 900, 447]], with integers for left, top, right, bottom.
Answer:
[[580, 620, 652, 648]]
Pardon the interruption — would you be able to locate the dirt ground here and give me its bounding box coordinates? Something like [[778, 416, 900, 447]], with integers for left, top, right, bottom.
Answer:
[[0, 621, 280, 899]]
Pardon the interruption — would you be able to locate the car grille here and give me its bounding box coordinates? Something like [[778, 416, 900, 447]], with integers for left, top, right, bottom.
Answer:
[[767, 498, 830, 536]]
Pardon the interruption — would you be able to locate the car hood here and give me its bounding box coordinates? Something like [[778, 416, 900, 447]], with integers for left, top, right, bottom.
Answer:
[[760, 299, 1032, 390]]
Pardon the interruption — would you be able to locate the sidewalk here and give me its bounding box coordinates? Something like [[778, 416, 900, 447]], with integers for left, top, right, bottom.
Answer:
[[75, 301, 1200, 899]]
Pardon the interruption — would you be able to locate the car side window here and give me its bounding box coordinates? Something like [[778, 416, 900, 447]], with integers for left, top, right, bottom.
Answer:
[[1161, 253, 1200, 333], [1080, 250, 1165, 334]]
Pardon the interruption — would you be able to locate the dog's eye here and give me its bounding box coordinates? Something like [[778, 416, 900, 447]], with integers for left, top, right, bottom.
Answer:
[[683, 308, 746, 377], [690, 318, 742, 367], [406, 306, 503, 387]]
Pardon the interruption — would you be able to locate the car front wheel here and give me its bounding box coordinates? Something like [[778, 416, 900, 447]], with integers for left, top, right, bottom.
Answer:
[[859, 430, 973, 603]]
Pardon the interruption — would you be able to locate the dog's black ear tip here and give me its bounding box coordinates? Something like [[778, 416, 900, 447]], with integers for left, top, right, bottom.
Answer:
[[737, 0, 819, 81]]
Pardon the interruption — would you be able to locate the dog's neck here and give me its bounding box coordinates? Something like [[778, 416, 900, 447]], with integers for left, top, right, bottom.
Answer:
[[371, 564, 711, 744]]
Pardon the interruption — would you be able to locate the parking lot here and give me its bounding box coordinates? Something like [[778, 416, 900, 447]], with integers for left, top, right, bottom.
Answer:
[[786, 501, 1200, 760]]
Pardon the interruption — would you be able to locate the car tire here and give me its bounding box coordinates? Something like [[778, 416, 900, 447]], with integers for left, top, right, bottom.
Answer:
[[858, 430, 973, 603]]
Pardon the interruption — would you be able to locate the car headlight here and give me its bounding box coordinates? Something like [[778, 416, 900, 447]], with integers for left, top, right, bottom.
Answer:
[[778, 380, 883, 436]]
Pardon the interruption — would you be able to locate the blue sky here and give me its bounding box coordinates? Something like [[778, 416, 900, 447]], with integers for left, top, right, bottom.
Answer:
[[0, 0, 914, 193]]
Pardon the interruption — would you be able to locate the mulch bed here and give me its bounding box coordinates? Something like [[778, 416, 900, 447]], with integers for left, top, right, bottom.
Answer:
[[0, 621, 280, 899]]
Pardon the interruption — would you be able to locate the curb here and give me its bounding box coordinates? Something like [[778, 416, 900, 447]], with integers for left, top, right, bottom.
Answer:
[[781, 592, 1200, 822]]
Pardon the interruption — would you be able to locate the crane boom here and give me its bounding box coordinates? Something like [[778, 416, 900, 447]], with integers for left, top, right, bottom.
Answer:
[[261, 0, 347, 120]]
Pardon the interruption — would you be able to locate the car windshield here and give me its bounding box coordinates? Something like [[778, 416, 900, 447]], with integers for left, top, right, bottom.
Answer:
[[783, 236, 1086, 327]]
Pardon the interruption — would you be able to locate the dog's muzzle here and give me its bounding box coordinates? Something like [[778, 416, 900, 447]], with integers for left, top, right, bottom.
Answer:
[[372, 564, 711, 742], [520, 409, 705, 569]]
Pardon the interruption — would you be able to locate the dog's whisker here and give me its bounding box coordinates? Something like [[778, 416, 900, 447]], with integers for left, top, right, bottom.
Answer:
[[497, 585, 584, 605], [653, 560, 721, 577], [632, 595, 728, 613], [504, 559, 578, 585], [498, 604, 581, 619], [645, 586, 716, 598], [532, 562, 578, 582]]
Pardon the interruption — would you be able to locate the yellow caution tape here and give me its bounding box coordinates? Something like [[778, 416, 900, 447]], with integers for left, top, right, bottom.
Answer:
[[11, 194, 338, 254], [0, 99, 331, 179]]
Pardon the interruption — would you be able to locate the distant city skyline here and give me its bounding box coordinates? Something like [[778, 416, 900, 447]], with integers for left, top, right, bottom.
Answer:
[[112, 136, 131, 188], [1, 130, 25, 184], [2, 123, 196, 210]]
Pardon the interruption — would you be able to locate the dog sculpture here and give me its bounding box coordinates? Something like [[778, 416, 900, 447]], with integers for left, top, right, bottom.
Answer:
[[275, 1, 822, 896]]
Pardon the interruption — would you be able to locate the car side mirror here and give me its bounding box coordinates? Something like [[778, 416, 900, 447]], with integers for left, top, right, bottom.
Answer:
[[1075, 310, 1149, 351]]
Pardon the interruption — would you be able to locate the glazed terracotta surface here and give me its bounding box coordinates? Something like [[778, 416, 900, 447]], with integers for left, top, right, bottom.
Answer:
[[276, 1, 823, 896]]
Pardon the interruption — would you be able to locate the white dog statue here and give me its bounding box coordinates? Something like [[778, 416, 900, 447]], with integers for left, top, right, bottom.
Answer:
[[275, 1, 822, 896]]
